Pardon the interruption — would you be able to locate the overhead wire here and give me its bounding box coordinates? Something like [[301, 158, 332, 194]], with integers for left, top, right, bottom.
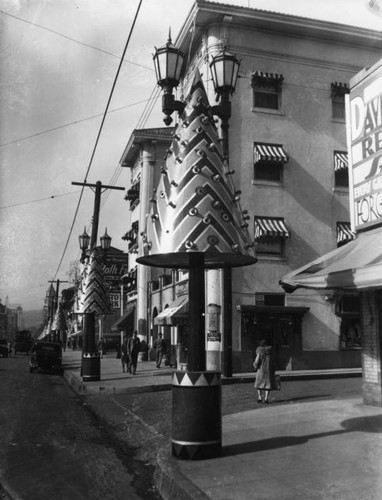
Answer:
[[0, 9, 153, 71], [52, 0, 143, 282], [0, 99, 155, 149], [0, 190, 81, 210]]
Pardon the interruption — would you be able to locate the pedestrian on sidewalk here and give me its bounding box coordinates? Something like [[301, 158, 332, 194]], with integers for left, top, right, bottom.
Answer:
[[127, 331, 140, 375], [153, 332, 166, 368], [253, 339, 276, 404], [121, 335, 130, 373]]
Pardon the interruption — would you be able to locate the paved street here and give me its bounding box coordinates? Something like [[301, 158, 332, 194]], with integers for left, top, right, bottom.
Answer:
[[2, 350, 381, 500], [0, 354, 161, 500]]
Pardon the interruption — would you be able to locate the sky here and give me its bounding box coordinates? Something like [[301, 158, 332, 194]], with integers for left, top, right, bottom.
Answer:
[[1, 0, 382, 312]]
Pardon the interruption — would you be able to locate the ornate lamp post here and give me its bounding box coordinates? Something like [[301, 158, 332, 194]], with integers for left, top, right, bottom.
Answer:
[[72, 180, 124, 381], [100, 228, 112, 261], [153, 32, 185, 126], [209, 47, 240, 377], [209, 46, 240, 157], [79, 227, 90, 263], [139, 38, 255, 460]]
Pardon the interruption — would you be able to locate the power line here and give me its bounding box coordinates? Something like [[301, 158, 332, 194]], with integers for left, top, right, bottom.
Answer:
[[0, 99, 154, 149], [52, 0, 143, 282], [0, 9, 153, 72], [0, 190, 81, 210]]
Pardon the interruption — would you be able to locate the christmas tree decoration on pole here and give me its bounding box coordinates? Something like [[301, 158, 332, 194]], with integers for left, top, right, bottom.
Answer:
[[137, 71, 255, 270]]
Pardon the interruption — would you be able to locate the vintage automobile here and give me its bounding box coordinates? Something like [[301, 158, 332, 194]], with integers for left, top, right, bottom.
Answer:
[[29, 341, 63, 372], [14, 330, 33, 355], [0, 341, 9, 357]]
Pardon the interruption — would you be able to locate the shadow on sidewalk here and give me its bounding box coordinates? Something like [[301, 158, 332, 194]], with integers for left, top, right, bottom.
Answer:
[[222, 414, 382, 457], [275, 394, 332, 403]]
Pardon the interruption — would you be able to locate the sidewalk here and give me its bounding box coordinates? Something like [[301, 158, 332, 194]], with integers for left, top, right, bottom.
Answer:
[[62, 351, 382, 500]]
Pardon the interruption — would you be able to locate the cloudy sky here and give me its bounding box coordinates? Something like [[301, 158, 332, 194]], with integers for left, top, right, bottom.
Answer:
[[1, 0, 381, 311]]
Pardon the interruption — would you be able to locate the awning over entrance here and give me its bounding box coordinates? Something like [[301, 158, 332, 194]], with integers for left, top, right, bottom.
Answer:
[[111, 307, 135, 332], [255, 217, 290, 240], [337, 222, 355, 244], [280, 226, 382, 292], [154, 296, 188, 326], [334, 152, 348, 171], [254, 143, 288, 164]]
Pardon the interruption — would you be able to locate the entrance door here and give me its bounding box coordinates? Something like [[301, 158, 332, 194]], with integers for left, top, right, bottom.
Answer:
[[255, 314, 293, 370]]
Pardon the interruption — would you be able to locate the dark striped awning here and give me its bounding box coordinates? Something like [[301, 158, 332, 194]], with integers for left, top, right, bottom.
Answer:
[[254, 143, 288, 164], [255, 217, 290, 240], [154, 296, 188, 326], [337, 222, 355, 244], [334, 152, 348, 171]]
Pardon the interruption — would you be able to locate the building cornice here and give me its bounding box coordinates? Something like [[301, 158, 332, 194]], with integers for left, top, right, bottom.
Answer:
[[176, 0, 382, 55], [119, 127, 174, 168]]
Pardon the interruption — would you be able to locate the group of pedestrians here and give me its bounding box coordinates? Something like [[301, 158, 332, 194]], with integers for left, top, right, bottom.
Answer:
[[121, 331, 140, 374], [120, 331, 168, 374], [119, 332, 277, 404]]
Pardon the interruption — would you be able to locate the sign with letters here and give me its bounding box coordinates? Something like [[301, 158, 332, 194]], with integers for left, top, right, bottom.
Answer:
[[109, 292, 121, 309], [347, 59, 382, 232]]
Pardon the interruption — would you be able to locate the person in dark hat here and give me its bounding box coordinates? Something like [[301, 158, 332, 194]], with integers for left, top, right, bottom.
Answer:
[[127, 330, 140, 375], [153, 332, 166, 368]]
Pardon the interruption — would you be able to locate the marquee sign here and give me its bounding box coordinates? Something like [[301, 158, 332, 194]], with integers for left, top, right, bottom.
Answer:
[[347, 59, 382, 232], [100, 249, 129, 285]]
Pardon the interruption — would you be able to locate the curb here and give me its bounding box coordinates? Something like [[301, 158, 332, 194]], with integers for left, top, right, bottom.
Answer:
[[63, 369, 172, 395], [64, 368, 362, 395], [154, 445, 211, 500]]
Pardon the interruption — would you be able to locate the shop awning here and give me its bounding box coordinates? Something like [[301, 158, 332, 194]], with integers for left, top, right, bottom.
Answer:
[[334, 152, 348, 171], [280, 226, 382, 292], [68, 330, 83, 338], [254, 143, 288, 164], [111, 307, 135, 332], [337, 222, 355, 244], [154, 296, 188, 326], [255, 217, 290, 240]]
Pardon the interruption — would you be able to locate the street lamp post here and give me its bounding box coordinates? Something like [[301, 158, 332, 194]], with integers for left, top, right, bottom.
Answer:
[[209, 46, 240, 378], [72, 180, 124, 381], [139, 37, 253, 460]]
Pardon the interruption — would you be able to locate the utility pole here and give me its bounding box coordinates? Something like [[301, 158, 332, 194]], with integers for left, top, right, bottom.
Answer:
[[72, 180, 125, 382], [48, 279, 69, 342]]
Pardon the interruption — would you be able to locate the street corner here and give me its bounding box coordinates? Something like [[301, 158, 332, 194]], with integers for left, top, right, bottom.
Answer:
[[154, 444, 211, 500]]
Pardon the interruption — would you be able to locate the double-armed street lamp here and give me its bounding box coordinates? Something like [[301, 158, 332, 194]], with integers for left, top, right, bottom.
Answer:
[[144, 35, 252, 460], [153, 36, 240, 376], [79, 226, 112, 263], [73, 180, 124, 381]]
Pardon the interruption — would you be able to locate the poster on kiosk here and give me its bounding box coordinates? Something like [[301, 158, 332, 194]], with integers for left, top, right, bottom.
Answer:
[[346, 58, 382, 233]]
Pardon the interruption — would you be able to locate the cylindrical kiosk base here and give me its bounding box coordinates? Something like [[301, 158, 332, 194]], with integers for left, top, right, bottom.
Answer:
[[172, 370, 222, 460], [82, 354, 100, 382]]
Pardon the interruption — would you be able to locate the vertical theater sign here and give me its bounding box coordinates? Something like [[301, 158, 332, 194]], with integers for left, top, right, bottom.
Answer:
[[347, 59, 382, 232]]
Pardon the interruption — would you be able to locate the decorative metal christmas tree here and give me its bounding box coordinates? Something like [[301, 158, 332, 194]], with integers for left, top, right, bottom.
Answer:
[[137, 71, 255, 270]]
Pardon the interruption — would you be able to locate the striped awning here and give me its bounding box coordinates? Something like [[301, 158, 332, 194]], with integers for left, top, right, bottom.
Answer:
[[154, 296, 188, 326], [254, 143, 288, 164], [334, 152, 348, 171], [255, 217, 290, 240], [337, 222, 355, 244]]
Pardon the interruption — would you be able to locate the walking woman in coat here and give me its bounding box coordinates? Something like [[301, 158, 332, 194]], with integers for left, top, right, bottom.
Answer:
[[253, 339, 276, 404]]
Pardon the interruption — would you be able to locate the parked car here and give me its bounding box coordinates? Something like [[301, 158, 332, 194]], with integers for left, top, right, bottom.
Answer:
[[29, 341, 63, 372], [14, 330, 33, 355], [0, 342, 9, 357]]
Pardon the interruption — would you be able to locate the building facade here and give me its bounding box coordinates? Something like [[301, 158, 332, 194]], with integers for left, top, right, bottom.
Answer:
[[119, 1, 382, 372]]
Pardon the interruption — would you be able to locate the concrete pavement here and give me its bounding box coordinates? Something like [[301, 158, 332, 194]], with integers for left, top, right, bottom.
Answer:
[[62, 350, 382, 500]]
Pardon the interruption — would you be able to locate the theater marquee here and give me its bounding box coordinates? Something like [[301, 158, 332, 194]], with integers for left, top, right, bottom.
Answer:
[[347, 59, 382, 232]]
